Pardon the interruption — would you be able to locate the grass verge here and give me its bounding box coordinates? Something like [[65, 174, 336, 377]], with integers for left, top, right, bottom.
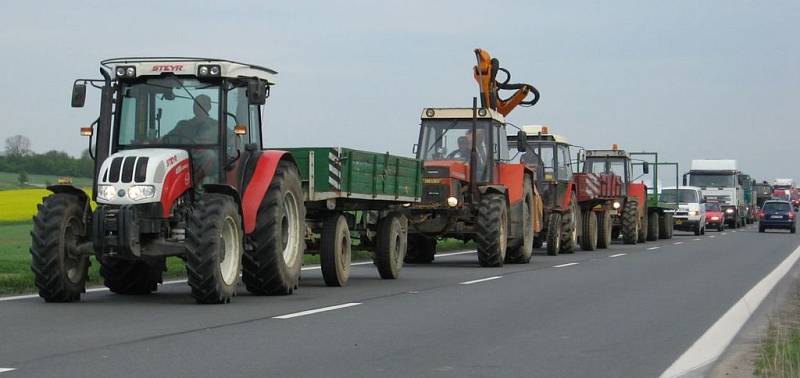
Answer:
[[755, 279, 800, 377]]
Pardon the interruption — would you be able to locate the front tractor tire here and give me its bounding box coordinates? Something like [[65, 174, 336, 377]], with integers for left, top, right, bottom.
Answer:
[[597, 210, 612, 249], [506, 177, 534, 264], [580, 210, 598, 251], [101, 257, 165, 295], [30, 193, 90, 302], [475, 193, 508, 267], [560, 196, 578, 254], [374, 212, 408, 279], [622, 200, 639, 245], [546, 213, 563, 256], [242, 161, 306, 295], [186, 194, 244, 304]]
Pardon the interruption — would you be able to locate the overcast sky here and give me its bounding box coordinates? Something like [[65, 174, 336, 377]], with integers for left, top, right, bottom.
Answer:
[[1, 0, 797, 183]]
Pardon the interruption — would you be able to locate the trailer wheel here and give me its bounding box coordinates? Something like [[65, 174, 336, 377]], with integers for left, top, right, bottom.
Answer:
[[476, 193, 508, 267], [30, 193, 89, 302], [506, 178, 534, 264], [185, 194, 243, 304], [647, 212, 660, 241], [320, 214, 351, 286], [622, 200, 639, 245], [580, 211, 598, 251], [546, 213, 562, 255], [637, 206, 648, 243], [100, 257, 164, 294], [532, 236, 544, 249], [405, 235, 436, 263], [243, 161, 305, 295], [597, 210, 612, 249], [374, 212, 407, 279], [662, 213, 674, 239], [658, 213, 670, 239], [560, 196, 578, 254]]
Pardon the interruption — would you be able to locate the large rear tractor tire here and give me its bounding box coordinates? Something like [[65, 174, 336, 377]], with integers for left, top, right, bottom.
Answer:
[[30, 193, 90, 302], [506, 178, 534, 264], [560, 196, 578, 254], [647, 211, 660, 241], [580, 211, 598, 251], [242, 161, 305, 295], [622, 200, 639, 245], [405, 235, 436, 264], [320, 214, 351, 286], [597, 210, 612, 249], [100, 257, 165, 295], [658, 213, 670, 239], [637, 206, 648, 243], [546, 213, 563, 255], [374, 212, 407, 279], [475, 194, 508, 267], [185, 194, 244, 304]]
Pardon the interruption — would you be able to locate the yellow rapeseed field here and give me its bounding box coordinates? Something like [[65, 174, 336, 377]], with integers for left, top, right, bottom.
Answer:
[[0, 189, 93, 223]]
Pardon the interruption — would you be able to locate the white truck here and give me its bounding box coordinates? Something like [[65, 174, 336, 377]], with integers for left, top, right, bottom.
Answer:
[[684, 159, 745, 228]]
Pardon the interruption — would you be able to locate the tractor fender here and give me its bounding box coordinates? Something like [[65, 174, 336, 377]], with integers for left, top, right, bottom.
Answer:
[[47, 184, 91, 225], [241, 150, 297, 234], [560, 180, 576, 210]]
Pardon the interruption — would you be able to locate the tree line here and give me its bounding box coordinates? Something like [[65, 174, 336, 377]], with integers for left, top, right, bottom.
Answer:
[[2, 135, 93, 178]]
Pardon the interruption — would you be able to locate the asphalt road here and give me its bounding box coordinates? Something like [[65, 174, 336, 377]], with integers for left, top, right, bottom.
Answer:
[[1, 224, 798, 377]]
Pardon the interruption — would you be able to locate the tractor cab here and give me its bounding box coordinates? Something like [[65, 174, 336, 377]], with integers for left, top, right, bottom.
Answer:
[[509, 125, 573, 208], [72, 58, 274, 202], [581, 147, 637, 196], [415, 107, 510, 208]]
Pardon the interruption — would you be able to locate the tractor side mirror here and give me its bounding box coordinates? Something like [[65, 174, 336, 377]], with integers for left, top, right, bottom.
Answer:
[[642, 162, 650, 174], [412, 144, 419, 155], [71, 83, 86, 108], [516, 130, 527, 152], [247, 79, 267, 105]]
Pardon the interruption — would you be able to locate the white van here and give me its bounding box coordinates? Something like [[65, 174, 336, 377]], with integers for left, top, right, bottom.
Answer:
[[660, 186, 706, 235]]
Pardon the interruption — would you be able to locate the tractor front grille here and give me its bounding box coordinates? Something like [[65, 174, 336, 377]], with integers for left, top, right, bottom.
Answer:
[[106, 156, 149, 183], [422, 183, 449, 204]]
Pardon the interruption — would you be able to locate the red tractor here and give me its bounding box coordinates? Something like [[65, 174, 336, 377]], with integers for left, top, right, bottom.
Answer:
[[404, 49, 543, 267], [508, 126, 624, 254], [580, 147, 672, 244], [32, 58, 306, 304]]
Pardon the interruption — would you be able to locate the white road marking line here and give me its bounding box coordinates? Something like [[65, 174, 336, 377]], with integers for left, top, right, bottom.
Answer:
[[436, 250, 477, 258], [0, 368, 15, 373], [608, 253, 626, 258], [459, 276, 503, 285], [553, 262, 579, 268], [710, 235, 716, 238], [731, 230, 737, 233], [273, 302, 362, 319], [721, 232, 727, 235], [660, 244, 800, 378], [693, 238, 701, 241], [647, 247, 660, 250], [0, 278, 189, 302], [674, 242, 684, 245]]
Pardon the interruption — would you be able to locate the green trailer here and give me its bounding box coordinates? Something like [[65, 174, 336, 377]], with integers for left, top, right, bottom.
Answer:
[[630, 153, 679, 240], [280, 147, 423, 286]]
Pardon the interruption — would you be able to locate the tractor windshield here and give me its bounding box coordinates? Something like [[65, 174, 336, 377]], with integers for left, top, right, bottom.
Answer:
[[584, 157, 627, 180], [418, 119, 491, 161], [117, 78, 221, 147]]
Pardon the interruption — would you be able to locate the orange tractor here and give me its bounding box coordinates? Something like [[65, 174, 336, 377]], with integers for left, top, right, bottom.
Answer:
[[404, 49, 543, 266]]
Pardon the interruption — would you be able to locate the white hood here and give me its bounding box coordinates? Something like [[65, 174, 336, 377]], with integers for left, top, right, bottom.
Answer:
[[96, 148, 190, 205]]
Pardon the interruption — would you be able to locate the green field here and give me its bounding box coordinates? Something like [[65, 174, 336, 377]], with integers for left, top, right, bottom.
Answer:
[[0, 171, 92, 191]]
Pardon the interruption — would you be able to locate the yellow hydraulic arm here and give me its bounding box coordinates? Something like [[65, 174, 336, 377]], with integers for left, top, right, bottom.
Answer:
[[473, 48, 540, 116]]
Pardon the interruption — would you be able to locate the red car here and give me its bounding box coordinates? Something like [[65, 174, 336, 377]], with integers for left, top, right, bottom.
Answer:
[[705, 201, 725, 231]]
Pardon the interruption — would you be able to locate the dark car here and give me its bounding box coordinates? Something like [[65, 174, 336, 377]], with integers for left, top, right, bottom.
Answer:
[[758, 200, 796, 233]]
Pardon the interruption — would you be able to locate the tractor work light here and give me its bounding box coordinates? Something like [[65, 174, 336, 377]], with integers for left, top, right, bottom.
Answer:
[[447, 196, 459, 207], [128, 185, 155, 201], [115, 66, 136, 78], [97, 185, 116, 202], [613, 201, 621, 209], [198, 64, 221, 77]]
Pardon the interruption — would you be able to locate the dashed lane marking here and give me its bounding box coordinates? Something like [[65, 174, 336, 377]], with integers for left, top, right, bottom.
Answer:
[[674, 242, 684, 245], [609, 253, 626, 258], [273, 303, 362, 319], [647, 247, 660, 250], [553, 262, 579, 268], [459, 276, 503, 285], [0, 368, 15, 373]]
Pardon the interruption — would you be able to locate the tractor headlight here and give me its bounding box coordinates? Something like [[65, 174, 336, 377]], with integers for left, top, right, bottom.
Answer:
[[447, 196, 459, 207], [97, 185, 116, 202], [613, 201, 621, 209], [725, 208, 734, 214], [128, 185, 155, 201]]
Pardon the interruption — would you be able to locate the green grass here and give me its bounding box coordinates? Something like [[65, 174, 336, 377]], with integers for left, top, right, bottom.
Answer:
[[0, 171, 92, 191], [755, 324, 800, 377], [0, 220, 473, 296]]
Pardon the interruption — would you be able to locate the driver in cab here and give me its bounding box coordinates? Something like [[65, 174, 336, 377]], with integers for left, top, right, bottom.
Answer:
[[162, 94, 218, 184]]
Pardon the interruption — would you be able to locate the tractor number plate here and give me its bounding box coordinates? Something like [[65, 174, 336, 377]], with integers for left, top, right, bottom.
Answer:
[[675, 219, 684, 225]]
